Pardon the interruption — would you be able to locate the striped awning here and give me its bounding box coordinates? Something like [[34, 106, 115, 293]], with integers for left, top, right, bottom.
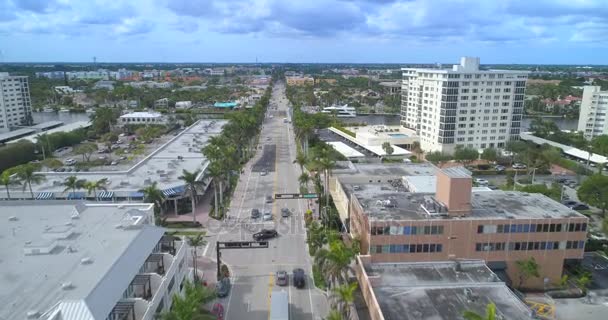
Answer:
[[67, 192, 86, 200], [36, 192, 54, 200], [162, 186, 185, 197], [97, 191, 114, 200]]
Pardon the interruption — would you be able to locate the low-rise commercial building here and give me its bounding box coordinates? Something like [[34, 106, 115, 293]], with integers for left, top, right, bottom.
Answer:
[[332, 167, 588, 289], [120, 112, 167, 126], [0, 201, 189, 320], [286, 76, 314, 86], [355, 259, 533, 320]]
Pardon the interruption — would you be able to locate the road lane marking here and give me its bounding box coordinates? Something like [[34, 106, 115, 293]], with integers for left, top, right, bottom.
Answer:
[[202, 241, 210, 257], [267, 272, 274, 320]]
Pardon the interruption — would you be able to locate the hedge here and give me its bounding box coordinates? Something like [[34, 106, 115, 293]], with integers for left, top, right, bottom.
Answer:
[[0, 141, 37, 173]]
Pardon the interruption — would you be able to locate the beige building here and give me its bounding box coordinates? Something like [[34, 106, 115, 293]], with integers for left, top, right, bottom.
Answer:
[[332, 167, 588, 289], [286, 76, 314, 86], [0, 72, 32, 132]]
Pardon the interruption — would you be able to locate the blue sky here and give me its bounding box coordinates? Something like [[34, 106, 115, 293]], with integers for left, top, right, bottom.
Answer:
[[0, 0, 607, 64]]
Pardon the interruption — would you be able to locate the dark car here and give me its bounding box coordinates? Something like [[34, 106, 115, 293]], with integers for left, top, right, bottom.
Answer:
[[281, 208, 290, 218], [253, 229, 278, 241], [571, 204, 590, 211], [562, 200, 578, 207], [556, 177, 569, 184], [276, 270, 288, 286], [293, 268, 306, 289], [216, 277, 231, 298], [251, 208, 261, 219]]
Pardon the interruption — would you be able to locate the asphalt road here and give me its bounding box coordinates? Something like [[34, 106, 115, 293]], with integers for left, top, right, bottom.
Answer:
[[204, 82, 329, 320]]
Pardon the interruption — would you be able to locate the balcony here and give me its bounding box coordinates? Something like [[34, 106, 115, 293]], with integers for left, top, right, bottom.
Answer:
[[144, 254, 166, 275], [159, 235, 177, 255], [107, 300, 136, 320], [129, 274, 153, 300]]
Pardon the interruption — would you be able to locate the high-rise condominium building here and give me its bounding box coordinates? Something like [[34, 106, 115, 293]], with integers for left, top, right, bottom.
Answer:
[[401, 57, 528, 153], [0, 72, 32, 132], [577, 86, 608, 140]]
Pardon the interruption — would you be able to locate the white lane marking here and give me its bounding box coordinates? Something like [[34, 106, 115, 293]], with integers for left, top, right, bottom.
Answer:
[[202, 241, 210, 257]]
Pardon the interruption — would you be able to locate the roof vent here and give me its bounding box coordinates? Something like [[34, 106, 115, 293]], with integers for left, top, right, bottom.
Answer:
[[61, 282, 74, 290], [9, 216, 18, 221], [81, 257, 93, 265], [26, 310, 40, 319]]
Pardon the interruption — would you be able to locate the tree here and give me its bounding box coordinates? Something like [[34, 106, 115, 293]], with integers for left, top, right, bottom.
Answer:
[[13, 163, 45, 198], [206, 162, 222, 219], [411, 141, 422, 159], [314, 240, 356, 287], [84, 178, 108, 199], [0, 170, 18, 199], [294, 151, 308, 173], [480, 148, 498, 162], [62, 176, 86, 195], [90, 107, 119, 135], [577, 174, 608, 215], [74, 143, 98, 162], [187, 234, 206, 282], [141, 181, 165, 216], [381, 142, 394, 156], [425, 151, 452, 163], [454, 146, 479, 163], [307, 221, 328, 255], [179, 169, 202, 223], [515, 257, 540, 289], [591, 135, 608, 156], [325, 309, 343, 320], [463, 302, 497, 320], [299, 172, 311, 191], [331, 282, 358, 318], [159, 280, 216, 320], [577, 273, 592, 293], [41, 158, 63, 170]]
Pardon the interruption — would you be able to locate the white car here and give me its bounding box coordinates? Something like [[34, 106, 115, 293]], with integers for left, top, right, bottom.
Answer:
[[64, 158, 77, 166], [263, 210, 273, 221], [474, 178, 489, 185], [512, 163, 527, 169]]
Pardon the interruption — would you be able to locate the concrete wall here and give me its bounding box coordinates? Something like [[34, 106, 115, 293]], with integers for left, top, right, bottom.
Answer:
[[354, 255, 385, 320], [350, 196, 371, 255]]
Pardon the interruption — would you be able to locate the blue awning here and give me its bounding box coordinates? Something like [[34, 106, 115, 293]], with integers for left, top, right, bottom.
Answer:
[[97, 191, 114, 200], [36, 192, 54, 200], [130, 191, 144, 198], [67, 192, 86, 200], [162, 185, 185, 197]]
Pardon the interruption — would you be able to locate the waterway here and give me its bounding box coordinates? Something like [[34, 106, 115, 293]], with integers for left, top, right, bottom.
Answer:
[[32, 111, 90, 125], [342, 114, 579, 131]]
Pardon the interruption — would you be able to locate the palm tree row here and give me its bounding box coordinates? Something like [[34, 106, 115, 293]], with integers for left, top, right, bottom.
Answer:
[[201, 86, 273, 218]]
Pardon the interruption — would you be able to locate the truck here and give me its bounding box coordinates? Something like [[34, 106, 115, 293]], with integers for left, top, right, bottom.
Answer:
[[269, 290, 289, 320]]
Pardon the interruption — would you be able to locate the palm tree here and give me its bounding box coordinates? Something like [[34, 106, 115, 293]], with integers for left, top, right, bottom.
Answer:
[[314, 240, 356, 287], [411, 141, 422, 159], [0, 170, 18, 199], [13, 164, 45, 199], [382, 141, 394, 156], [294, 151, 308, 173], [325, 309, 342, 320], [463, 302, 497, 320], [141, 181, 165, 215], [331, 282, 358, 318], [159, 280, 216, 320], [84, 178, 108, 199], [179, 169, 202, 223], [299, 172, 311, 191], [206, 163, 222, 218], [187, 234, 206, 282], [63, 176, 86, 195]]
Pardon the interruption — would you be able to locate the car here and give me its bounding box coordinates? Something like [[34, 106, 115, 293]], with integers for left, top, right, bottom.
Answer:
[[65, 168, 73, 172], [512, 163, 527, 169], [556, 177, 569, 184], [251, 208, 261, 219], [263, 210, 273, 221], [562, 200, 578, 207], [266, 195, 273, 203], [474, 178, 489, 186], [216, 277, 231, 298], [64, 158, 77, 166], [119, 156, 127, 161], [253, 229, 278, 241], [293, 268, 305, 289], [276, 270, 288, 286], [98, 155, 107, 160], [571, 204, 590, 211], [495, 165, 506, 172], [110, 160, 119, 166], [260, 171, 267, 176], [281, 208, 290, 218]]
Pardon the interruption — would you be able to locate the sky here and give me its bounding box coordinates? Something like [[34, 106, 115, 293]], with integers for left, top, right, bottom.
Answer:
[[0, 0, 607, 64]]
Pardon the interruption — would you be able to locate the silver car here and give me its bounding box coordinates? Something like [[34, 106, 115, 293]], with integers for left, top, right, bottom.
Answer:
[[263, 210, 272, 221]]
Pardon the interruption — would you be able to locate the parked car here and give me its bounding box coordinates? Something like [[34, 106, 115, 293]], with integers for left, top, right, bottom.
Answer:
[[556, 177, 569, 184], [260, 171, 267, 176], [98, 155, 107, 160], [266, 195, 273, 203], [276, 270, 288, 286], [64, 158, 77, 166], [110, 160, 119, 166], [571, 203, 590, 211], [216, 277, 231, 298], [281, 208, 290, 218], [562, 200, 578, 207], [474, 178, 489, 186], [251, 208, 261, 219], [253, 229, 278, 241], [495, 165, 506, 172], [512, 163, 527, 169], [263, 210, 273, 221], [293, 268, 306, 289]]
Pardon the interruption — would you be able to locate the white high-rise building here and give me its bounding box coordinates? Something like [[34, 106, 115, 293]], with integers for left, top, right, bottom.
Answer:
[[0, 72, 33, 132], [577, 86, 608, 140], [401, 57, 528, 153]]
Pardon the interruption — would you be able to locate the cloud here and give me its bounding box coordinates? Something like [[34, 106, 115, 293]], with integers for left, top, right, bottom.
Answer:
[[114, 18, 154, 36], [78, 6, 136, 25], [13, 0, 67, 13]]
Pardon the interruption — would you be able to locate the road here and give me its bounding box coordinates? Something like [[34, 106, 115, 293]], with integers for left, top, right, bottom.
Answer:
[[204, 82, 329, 320]]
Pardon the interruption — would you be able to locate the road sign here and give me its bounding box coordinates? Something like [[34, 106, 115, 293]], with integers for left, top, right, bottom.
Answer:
[[274, 193, 319, 199]]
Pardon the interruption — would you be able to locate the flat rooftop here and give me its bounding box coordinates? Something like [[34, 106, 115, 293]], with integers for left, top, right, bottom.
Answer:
[[334, 162, 437, 178], [364, 260, 533, 320], [0, 120, 227, 199], [0, 201, 164, 320], [0, 128, 36, 142], [8, 121, 92, 144], [327, 141, 365, 158], [345, 183, 585, 221]]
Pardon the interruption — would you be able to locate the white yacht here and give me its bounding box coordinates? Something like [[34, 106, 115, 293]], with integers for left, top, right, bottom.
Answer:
[[42, 106, 54, 113], [321, 104, 356, 117]]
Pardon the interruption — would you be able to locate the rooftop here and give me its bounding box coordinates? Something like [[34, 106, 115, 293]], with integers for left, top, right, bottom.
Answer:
[[0, 201, 163, 320], [345, 183, 585, 221], [1, 120, 227, 199], [120, 112, 163, 118], [334, 162, 437, 179], [8, 121, 92, 144], [363, 260, 533, 320]]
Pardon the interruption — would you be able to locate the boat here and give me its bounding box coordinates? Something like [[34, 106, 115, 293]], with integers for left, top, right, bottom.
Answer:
[[42, 107, 54, 112], [58, 108, 70, 113], [85, 108, 96, 114], [321, 104, 357, 117]]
